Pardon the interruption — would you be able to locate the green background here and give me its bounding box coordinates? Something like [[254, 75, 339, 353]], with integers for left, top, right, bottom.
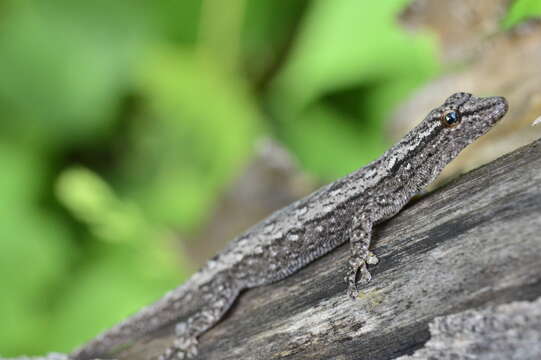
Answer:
[[0, 0, 538, 356]]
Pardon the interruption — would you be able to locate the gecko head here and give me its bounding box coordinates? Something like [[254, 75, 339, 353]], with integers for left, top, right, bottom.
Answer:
[[438, 92, 508, 131], [426, 92, 508, 159], [393, 92, 508, 190]]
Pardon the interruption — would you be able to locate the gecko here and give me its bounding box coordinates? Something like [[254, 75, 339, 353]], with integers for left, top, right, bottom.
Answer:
[[71, 92, 508, 360]]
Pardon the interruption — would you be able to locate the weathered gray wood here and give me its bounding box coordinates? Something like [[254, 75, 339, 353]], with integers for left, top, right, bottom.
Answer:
[[397, 297, 541, 359], [3, 141, 540, 360], [110, 137, 541, 360]]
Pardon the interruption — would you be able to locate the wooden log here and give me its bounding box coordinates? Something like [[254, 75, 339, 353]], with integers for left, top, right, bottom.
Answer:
[[113, 138, 541, 360], [4, 139, 540, 360], [397, 297, 541, 359]]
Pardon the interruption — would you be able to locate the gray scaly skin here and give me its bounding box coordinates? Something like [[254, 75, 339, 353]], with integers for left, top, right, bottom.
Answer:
[[72, 93, 508, 360]]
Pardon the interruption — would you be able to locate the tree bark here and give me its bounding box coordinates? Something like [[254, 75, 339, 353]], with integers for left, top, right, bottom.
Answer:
[[109, 137, 541, 359], [397, 297, 541, 359]]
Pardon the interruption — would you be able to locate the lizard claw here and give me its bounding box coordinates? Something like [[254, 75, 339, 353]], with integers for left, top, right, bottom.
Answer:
[[366, 251, 379, 265], [346, 260, 373, 299]]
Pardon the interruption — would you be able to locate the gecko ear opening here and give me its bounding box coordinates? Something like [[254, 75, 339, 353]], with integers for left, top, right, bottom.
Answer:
[[441, 110, 461, 128]]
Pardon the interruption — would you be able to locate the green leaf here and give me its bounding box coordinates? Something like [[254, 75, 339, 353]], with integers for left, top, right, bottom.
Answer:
[[122, 48, 263, 230], [503, 0, 541, 29], [0, 0, 152, 147], [46, 240, 186, 352], [267, 0, 438, 179], [0, 209, 72, 355]]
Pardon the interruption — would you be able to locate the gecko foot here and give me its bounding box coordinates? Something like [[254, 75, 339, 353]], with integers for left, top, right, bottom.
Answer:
[[159, 335, 198, 360], [366, 251, 379, 265], [158, 322, 199, 360], [346, 259, 372, 299]]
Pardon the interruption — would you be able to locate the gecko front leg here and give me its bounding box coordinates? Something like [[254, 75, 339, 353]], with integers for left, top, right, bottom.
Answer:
[[160, 274, 241, 360], [345, 216, 375, 299]]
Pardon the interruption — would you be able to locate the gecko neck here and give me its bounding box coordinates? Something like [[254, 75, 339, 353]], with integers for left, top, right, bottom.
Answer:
[[381, 118, 453, 195], [344, 119, 457, 226]]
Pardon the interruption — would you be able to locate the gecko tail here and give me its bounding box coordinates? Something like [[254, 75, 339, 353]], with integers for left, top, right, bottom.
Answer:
[[70, 281, 195, 360]]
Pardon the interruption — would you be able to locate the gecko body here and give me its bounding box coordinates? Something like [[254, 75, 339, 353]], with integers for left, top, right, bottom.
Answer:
[[72, 93, 508, 359]]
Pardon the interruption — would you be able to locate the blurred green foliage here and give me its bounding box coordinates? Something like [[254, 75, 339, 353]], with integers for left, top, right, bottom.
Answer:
[[0, 0, 536, 356], [503, 0, 541, 28]]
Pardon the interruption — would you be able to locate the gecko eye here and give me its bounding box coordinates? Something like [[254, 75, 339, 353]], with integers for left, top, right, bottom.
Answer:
[[441, 110, 461, 128]]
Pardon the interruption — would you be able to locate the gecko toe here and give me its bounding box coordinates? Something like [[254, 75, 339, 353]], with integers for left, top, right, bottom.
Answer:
[[366, 251, 379, 265], [346, 260, 373, 299]]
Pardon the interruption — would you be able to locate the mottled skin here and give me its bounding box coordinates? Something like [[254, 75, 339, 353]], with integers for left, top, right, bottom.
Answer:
[[72, 93, 508, 360]]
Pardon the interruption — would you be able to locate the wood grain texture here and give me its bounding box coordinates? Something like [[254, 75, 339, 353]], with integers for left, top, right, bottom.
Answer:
[[397, 297, 541, 359], [115, 138, 541, 360]]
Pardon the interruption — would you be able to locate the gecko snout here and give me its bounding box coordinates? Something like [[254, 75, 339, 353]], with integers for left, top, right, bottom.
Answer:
[[486, 96, 508, 122], [473, 96, 509, 126]]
